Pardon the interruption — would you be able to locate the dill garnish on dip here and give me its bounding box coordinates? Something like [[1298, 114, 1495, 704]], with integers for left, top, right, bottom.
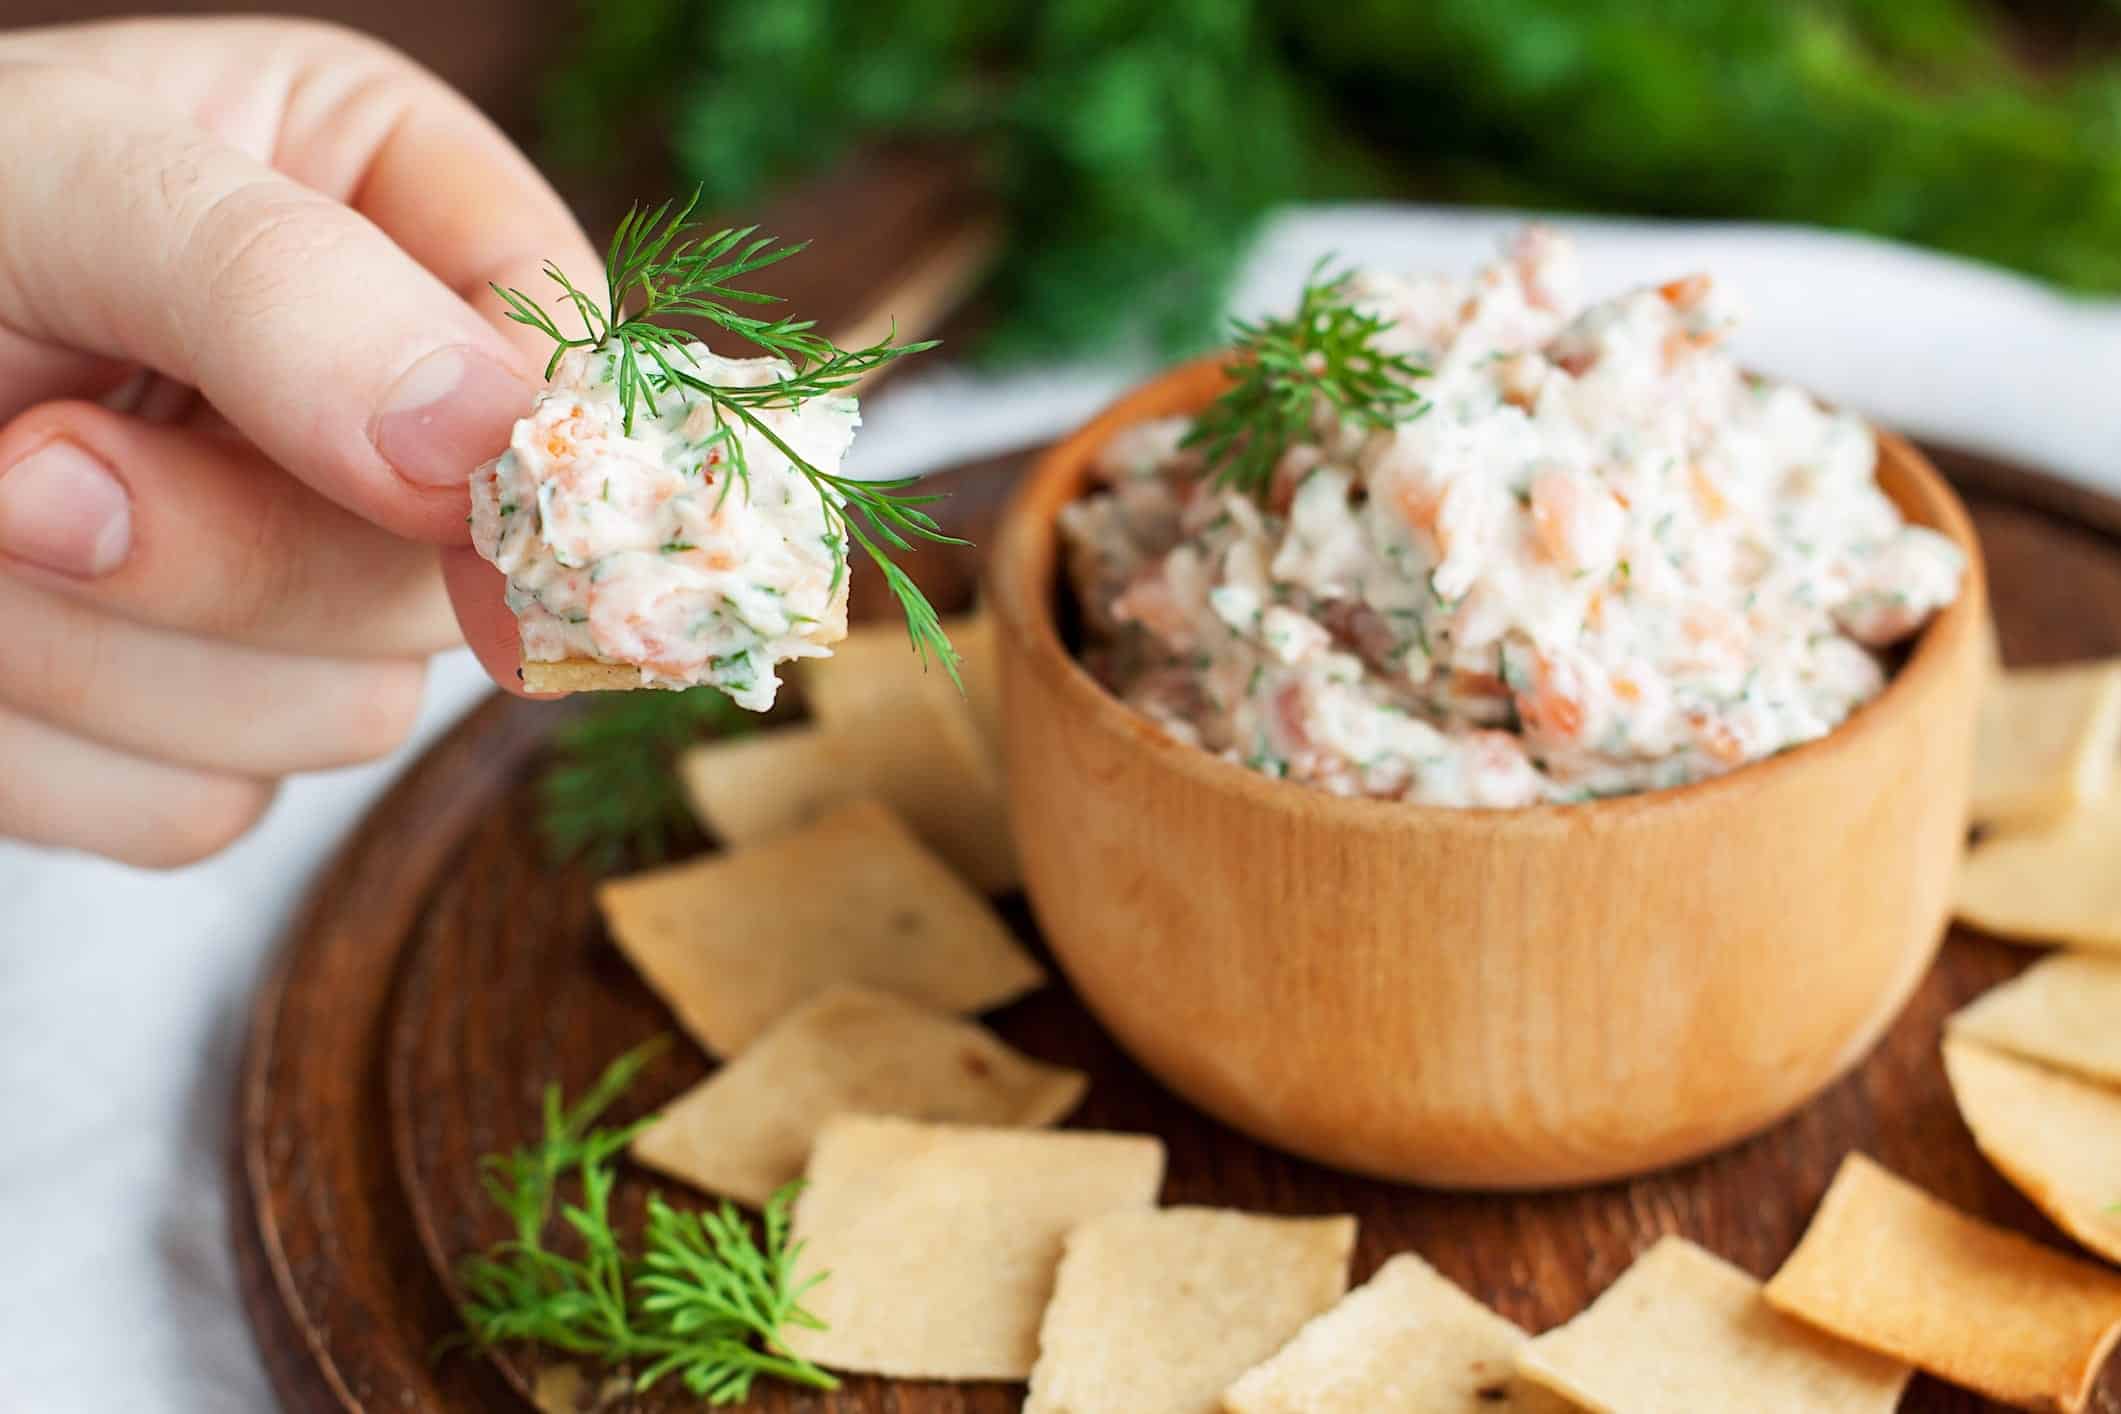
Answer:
[[1063, 228, 1965, 806], [472, 193, 955, 708]]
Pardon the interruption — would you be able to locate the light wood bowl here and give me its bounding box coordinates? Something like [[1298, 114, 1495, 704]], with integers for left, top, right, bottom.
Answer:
[[986, 357, 1988, 1189]]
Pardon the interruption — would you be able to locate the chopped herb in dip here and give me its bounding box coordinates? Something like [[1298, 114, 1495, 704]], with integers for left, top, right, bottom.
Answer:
[[1060, 229, 1964, 807], [471, 345, 861, 710]]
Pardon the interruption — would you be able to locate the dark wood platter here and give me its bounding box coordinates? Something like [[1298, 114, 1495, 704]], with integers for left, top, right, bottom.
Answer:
[[234, 441, 2121, 1414]]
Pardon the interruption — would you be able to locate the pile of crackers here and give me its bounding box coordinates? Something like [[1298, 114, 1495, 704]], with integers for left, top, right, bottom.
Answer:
[[577, 622, 2121, 1411], [1945, 653, 2121, 1282]]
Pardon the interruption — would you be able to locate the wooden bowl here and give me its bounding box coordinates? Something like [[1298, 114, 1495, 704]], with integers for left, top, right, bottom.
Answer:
[[986, 357, 1988, 1190]]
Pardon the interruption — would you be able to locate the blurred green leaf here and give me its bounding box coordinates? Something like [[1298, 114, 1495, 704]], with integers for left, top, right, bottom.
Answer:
[[543, 0, 2121, 357]]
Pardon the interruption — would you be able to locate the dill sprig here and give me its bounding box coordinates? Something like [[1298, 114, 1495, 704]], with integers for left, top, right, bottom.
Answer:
[[494, 190, 963, 683], [455, 1039, 837, 1403], [1182, 262, 1430, 500], [538, 685, 752, 871]]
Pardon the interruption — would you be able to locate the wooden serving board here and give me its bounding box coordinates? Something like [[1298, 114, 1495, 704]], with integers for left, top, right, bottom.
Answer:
[[234, 442, 2121, 1414]]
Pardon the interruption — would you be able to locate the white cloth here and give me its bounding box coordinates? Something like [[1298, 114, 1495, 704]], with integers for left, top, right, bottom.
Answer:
[[1, 206, 2114, 1413]]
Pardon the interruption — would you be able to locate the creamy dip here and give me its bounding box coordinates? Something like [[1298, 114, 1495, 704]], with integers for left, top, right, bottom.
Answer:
[[471, 344, 856, 709], [1061, 229, 1965, 806]]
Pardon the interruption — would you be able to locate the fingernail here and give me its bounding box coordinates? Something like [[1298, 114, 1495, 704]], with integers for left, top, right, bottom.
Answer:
[[0, 439, 131, 578], [372, 346, 536, 489]]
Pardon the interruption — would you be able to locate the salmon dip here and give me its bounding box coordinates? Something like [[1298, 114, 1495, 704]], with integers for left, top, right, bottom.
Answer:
[[470, 344, 856, 709], [1060, 229, 1965, 806]]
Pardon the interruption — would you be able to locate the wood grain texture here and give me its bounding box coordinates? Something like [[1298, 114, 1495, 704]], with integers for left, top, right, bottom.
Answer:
[[987, 358, 1987, 1189], [236, 440, 2121, 1414], [231, 695, 551, 1412]]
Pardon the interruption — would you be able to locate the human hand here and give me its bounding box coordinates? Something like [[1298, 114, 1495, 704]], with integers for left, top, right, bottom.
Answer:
[[0, 16, 601, 866]]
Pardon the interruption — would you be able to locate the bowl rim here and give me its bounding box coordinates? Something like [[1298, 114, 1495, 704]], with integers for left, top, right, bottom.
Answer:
[[987, 354, 1988, 833]]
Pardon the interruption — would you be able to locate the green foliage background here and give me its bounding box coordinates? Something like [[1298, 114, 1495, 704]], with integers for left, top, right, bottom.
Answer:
[[545, 0, 2121, 357]]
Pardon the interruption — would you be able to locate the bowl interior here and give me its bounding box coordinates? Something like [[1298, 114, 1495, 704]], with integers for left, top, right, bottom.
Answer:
[[991, 355, 1987, 832]]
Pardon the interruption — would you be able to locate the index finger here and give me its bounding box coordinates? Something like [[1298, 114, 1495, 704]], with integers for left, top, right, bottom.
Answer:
[[12, 17, 608, 369], [0, 59, 539, 543], [234, 20, 607, 367]]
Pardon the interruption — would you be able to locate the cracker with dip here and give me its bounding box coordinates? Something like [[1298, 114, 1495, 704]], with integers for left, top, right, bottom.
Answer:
[[473, 197, 962, 707]]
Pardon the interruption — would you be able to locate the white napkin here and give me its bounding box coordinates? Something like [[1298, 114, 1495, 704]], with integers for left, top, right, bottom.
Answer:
[[1, 206, 2115, 1413]]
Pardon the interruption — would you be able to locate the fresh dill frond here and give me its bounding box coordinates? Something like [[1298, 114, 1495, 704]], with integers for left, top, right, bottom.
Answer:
[[454, 1039, 837, 1403], [494, 189, 963, 684], [537, 686, 752, 871], [1182, 261, 1431, 501]]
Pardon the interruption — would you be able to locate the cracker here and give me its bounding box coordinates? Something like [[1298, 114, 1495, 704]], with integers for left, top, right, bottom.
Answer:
[[1944, 1037, 2121, 1266], [783, 1116, 1164, 1379], [1763, 1153, 2121, 1413], [803, 612, 993, 727], [951, 607, 1005, 756], [798, 615, 1018, 892], [1956, 781, 2121, 949], [677, 723, 857, 849], [1972, 660, 2121, 830], [1223, 1252, 1571, 1413], [529, 1363, 585, 1414], [1948, 951, 2121, 1087], [596, 799, 1043, 1055], [528, 1363, 626, 1413], [521, 658, 648, 692], [676, 624, 1012, 875], [1024, 1206, 1356, 1414], [1514, 1236, 1906, 1414], [630, 984, 1085, 1208]]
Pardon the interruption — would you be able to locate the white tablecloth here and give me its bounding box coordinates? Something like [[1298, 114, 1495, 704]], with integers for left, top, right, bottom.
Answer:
[[2, 206, 2115, 1413]]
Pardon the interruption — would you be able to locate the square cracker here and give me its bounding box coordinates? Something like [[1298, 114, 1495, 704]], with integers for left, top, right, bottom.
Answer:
[[1948, 951, 2121, 1087], [803, 610, 1000, 732], [1223, 1252, 1572, 1413], [797, 615, 1018, 892], [1943, 1037, 2121, 1266], [1024, 1206, 1355, 1414], [1516, 1236, 1907, 1414], [677, 723, 858, 849], [783, 1116, 1165, 1380], [596, 798, 1042, 1056], [1956, 779, 2121, 950], [1764, 1153, 2121, 1414], [678, 660, 1012, 888], [1972, 660, 2121, 830], [948, 607, 1005, 756], [630, 984, 1086, 1208]]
